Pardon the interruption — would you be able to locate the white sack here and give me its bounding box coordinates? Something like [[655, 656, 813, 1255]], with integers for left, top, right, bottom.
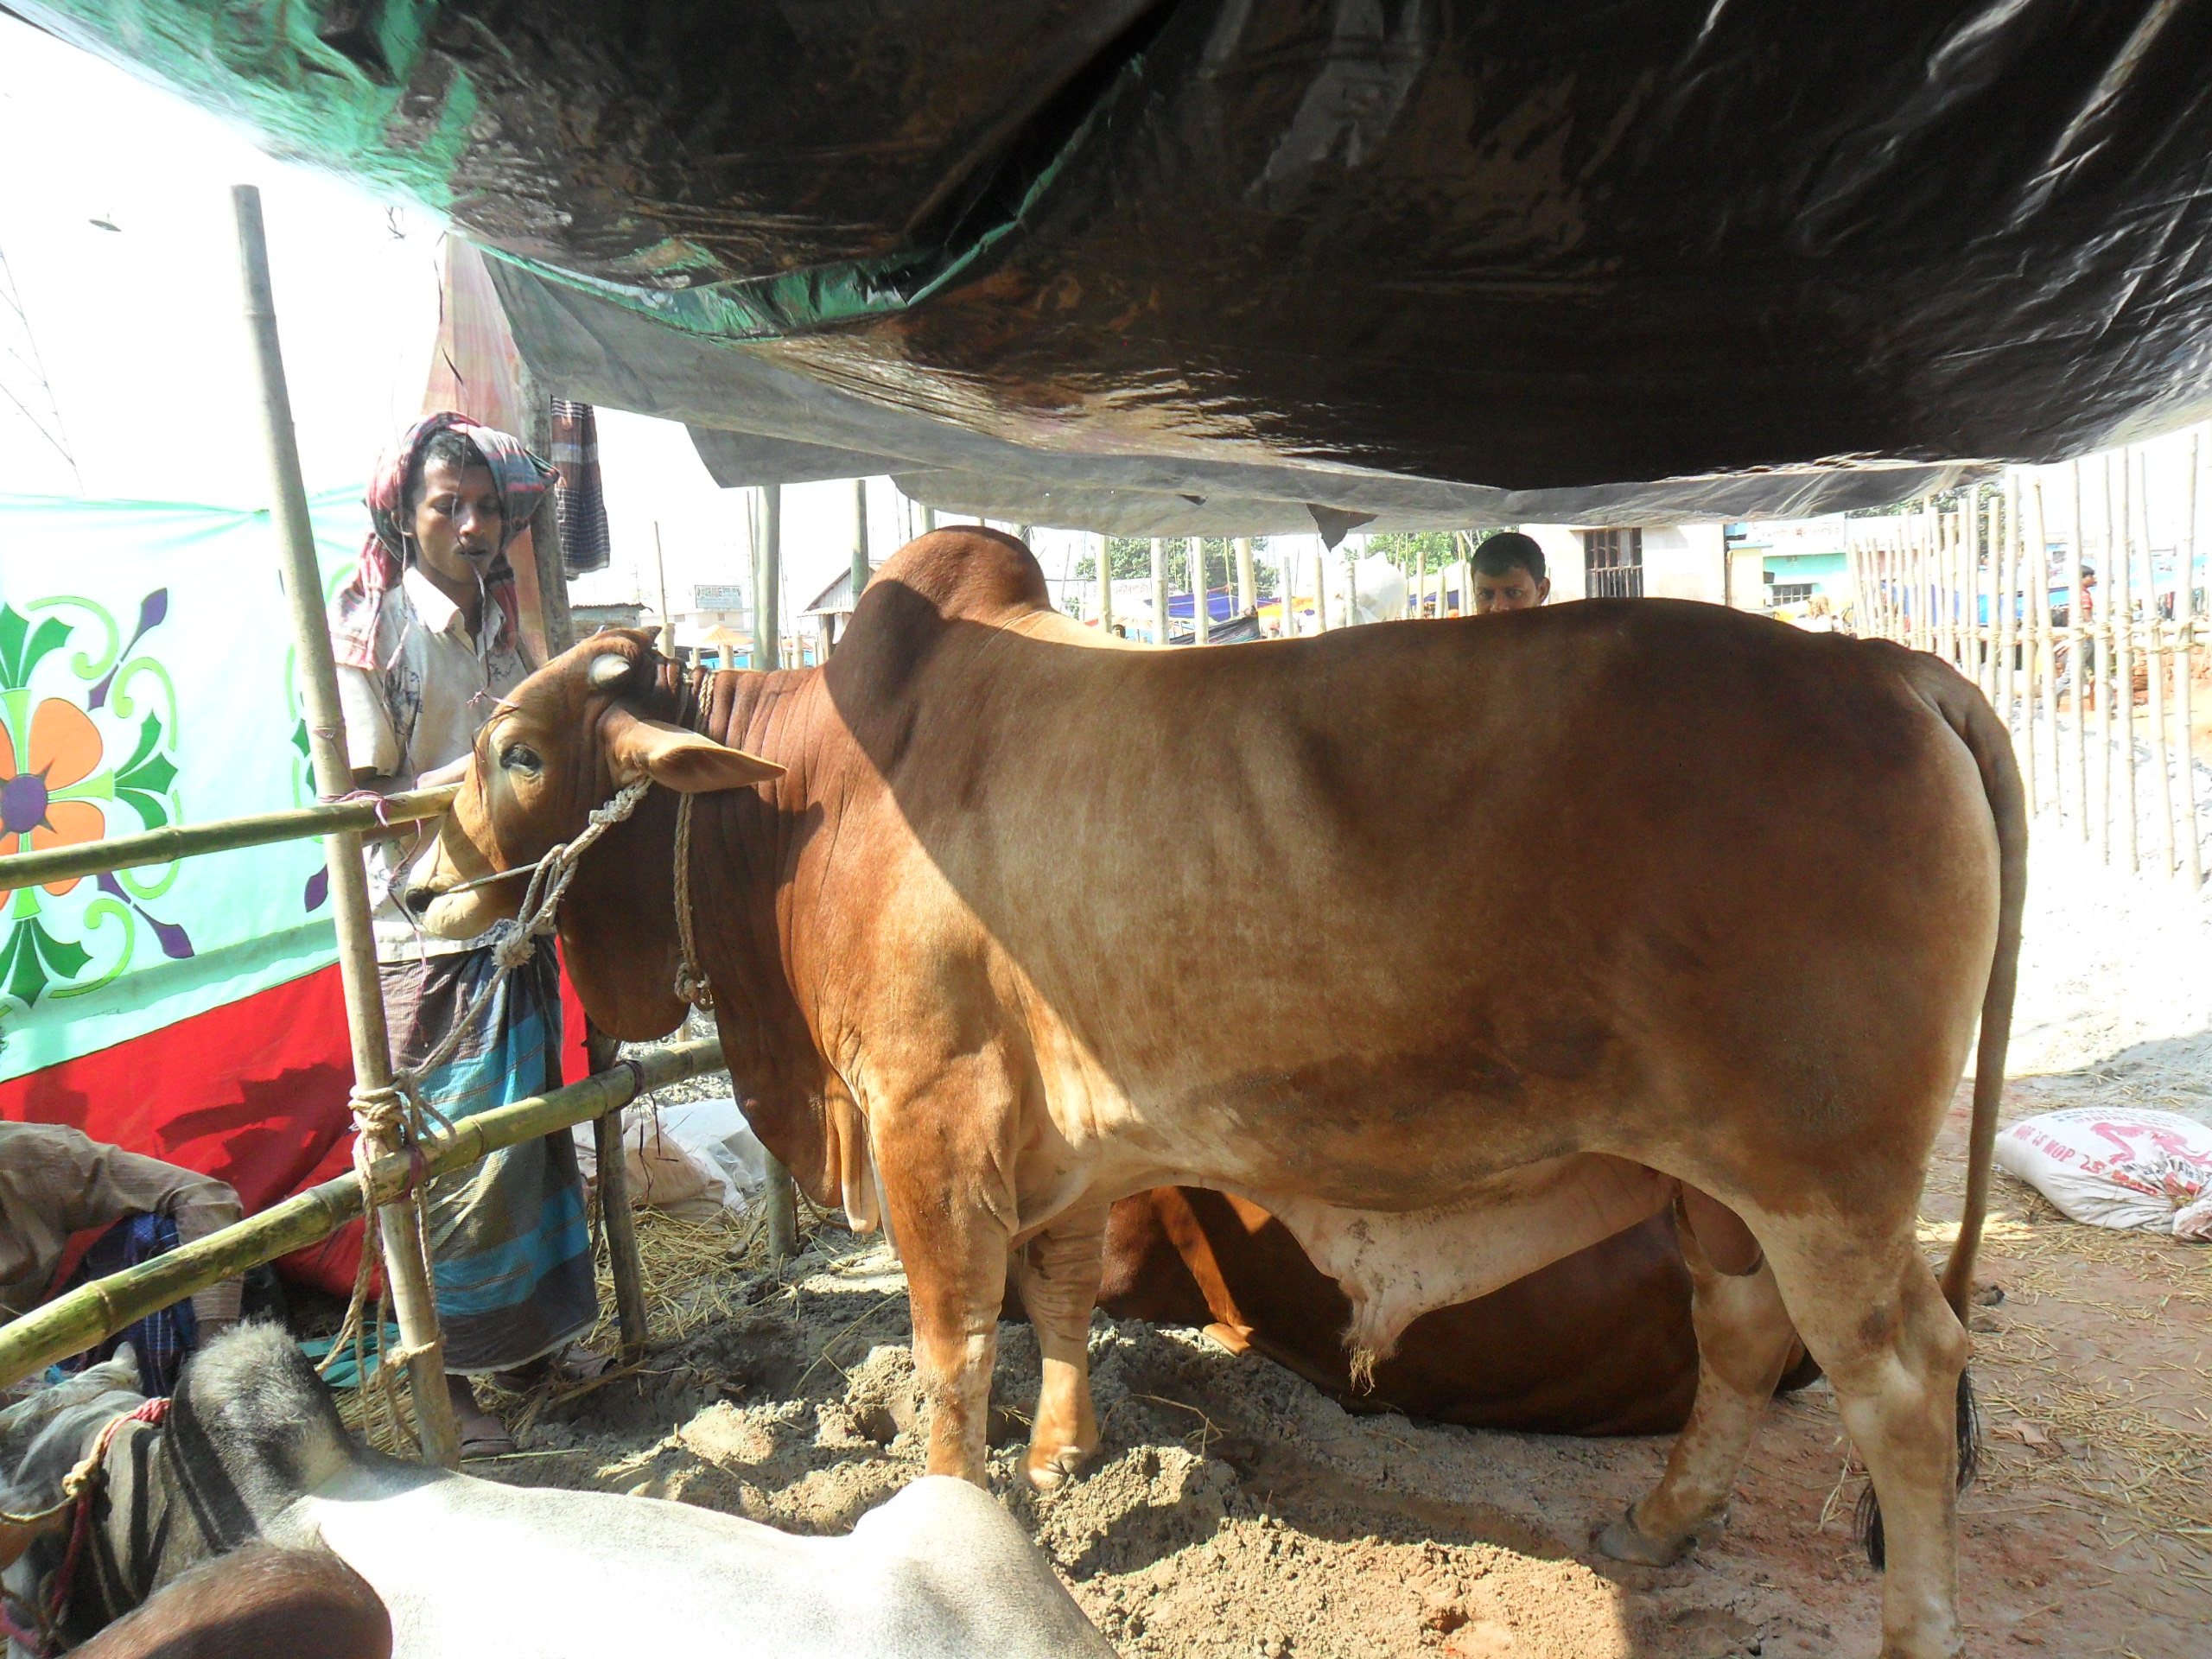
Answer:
[[573, 1097, 772, 1219], [1993, 1107, 2212, 1239]]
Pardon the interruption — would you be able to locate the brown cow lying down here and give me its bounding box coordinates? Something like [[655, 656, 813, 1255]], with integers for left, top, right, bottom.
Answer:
[[1098, 1192, 1820, 1435], [70, 1545, 391, 1659], [413, 528, 2023, 1659]]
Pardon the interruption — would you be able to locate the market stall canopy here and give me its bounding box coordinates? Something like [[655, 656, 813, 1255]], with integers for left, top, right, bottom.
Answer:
[[21, 1, 2212, 531]]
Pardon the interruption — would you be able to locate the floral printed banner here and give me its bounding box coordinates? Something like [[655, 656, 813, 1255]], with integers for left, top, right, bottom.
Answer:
[[0, 489, 365, 1083]]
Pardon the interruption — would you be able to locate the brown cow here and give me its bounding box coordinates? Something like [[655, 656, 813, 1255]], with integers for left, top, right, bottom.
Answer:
[[1098, 1190, 1820, 1435], [70, 1546, 391, 1659], [412, 529, 2022, 1659]]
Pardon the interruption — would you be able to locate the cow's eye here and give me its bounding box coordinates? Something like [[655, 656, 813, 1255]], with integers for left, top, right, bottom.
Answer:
[[499, 742, 543, 774]]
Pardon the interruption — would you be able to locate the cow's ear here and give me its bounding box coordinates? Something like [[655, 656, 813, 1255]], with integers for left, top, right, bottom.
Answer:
[[602, 703, 784, 793]]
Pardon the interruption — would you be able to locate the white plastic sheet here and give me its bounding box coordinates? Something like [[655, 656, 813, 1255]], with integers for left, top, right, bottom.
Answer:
[[573, 1098, 772, 1220]]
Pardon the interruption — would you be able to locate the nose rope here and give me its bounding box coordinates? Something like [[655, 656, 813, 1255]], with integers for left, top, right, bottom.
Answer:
[[318, 777, 653, 1444]]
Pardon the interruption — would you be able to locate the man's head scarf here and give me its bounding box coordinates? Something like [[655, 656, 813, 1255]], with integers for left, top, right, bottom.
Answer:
[[329, 412, 557, 671]]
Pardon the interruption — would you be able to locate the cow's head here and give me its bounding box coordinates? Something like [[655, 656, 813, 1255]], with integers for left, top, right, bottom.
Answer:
[[405, 632, 781, 1010]]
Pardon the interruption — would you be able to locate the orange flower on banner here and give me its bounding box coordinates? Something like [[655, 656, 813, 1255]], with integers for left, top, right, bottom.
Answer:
[[0, 697, 107, 894]]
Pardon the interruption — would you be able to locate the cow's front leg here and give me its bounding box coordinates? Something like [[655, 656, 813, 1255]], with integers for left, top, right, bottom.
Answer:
[[1011, 1205, 1108, 1489], [880, 1135, 1014, 1484]]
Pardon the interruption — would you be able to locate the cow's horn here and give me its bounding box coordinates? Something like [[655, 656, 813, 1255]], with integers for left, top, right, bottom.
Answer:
[[588, 653, 631, 690]]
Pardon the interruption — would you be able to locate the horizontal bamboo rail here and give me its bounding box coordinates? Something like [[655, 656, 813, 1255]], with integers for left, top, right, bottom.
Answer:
[[0, 783, 461, 895], [0, 1034, 725, 1394]]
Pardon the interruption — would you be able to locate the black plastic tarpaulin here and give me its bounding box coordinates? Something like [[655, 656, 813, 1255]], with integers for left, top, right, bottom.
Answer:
[[20, 1, 2212, 529]]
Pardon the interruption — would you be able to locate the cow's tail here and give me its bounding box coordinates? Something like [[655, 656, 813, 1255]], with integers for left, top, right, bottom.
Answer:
[[1859, 655, 2027, 1570], [1922, 662, 2026, 1328]]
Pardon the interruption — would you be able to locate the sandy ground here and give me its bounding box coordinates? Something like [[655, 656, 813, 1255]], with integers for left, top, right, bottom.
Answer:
[[438, 802, 2212, 1659]]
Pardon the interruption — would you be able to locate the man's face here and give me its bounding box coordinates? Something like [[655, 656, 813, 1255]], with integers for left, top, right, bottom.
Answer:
[[1473, 563, 1549, 613], [410, 455, 503, 585]]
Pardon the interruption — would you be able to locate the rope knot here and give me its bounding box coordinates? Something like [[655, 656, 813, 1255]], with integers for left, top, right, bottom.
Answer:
[[486, 917, 540, 971]]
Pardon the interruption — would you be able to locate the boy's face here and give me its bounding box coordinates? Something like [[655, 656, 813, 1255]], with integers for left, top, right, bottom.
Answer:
[[410, 455, 504, 585], [1473, 563, 1549, 613]]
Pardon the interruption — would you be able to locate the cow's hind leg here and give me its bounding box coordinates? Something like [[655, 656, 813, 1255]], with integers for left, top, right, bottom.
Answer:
[[1010, 1204, 1109, 1489], [1751, 1218, 1972, 1659], [1599, 1190, 1798, 1566]]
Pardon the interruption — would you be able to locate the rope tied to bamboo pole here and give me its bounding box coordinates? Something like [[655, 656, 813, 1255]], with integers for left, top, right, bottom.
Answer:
[[315, 778, 653, 1431]]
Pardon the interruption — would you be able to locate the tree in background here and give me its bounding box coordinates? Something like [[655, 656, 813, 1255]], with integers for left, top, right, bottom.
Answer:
[[1074, 536, 1278, 601], [1364, 530, 1512, 572]]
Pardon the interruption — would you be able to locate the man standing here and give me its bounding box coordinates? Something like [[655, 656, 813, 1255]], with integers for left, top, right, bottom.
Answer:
[[1469, 532, 1552, 613], [327, 412, 598, 1457]]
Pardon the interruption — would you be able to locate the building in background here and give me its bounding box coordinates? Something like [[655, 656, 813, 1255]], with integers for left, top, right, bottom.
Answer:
[[1728, 517, 1855, 616], [1516, 524, 1732, 607]]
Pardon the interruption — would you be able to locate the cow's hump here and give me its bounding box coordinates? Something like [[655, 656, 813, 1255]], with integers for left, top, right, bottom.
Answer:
[[869, 527, 1052, 626]]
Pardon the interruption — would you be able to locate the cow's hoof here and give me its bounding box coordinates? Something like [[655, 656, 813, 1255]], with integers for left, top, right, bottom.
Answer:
[[1595, 1504, 1689, 1567], [1024, 1444, 1093, 1492]]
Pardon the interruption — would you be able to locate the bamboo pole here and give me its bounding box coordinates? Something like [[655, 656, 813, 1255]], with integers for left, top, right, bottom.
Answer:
[[1313, 543, 1331, 632], [1097, 534, 1115, 632], [2186, 431, 2203, 890], [2117, 452, 2139, 871], [1997, 483, 2015, 718], [1235, 536, 1256, 617], [2029, 471, 2055, 819], [1150, 537, 1168, 644], [234, 185, 457, 1466], [0, 785, 457, 895], [1192, 537, 1211, 645], [0, 1038, 723, 1394], [2095, 458, 2113, 860], [2070, 461, 2089, 840], [2145, 449, 2175, 880], [1278, 542, 1298, 637], [759, 484, 783, 672], [762, 1149, 799, 1262], [586, 1027, 651, 1357], [853, 479, 872, 627]]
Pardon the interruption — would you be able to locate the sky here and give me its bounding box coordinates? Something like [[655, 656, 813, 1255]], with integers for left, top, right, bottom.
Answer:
[[0, 14, 1128, 626]]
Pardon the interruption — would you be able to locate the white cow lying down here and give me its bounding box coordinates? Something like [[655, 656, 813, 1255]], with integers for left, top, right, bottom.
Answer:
[[0, 1327, 1114, 1658]]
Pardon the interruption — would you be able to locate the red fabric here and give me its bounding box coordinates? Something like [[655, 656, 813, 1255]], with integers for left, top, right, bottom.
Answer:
[[557, 950, 590, 1085], [3, 950, 600, 1301], [0, 964, 365, 1294]]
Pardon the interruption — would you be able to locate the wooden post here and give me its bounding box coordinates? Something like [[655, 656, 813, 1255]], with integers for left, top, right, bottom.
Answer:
[[1277, 541, 1298, 636], [1192, 537, 1211, 645], [1097, 534, 1115, 632], [2096, 456, 2115, 862], [758, 485, 782, 671], [233, 184, 458, 1468], [1235, 536, 1256, 617], [852, 478, 872, 621], [1151, 537, 1168, 643], [2029, 471, 2055, 820], [653, 523, 676, 657], [2118, 452, 2139, 870], [2067, 462, 2088, 837], [1313, 544, 1331, 631], [585, 1027, 651, 1357], [2145, 450, 2175, 880], [762, 1154, 799, 1262], [2185, 432, 2202, 890]]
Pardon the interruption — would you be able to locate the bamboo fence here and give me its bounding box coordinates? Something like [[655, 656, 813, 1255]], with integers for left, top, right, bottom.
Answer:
[[1847, 435, 2209, 887]]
